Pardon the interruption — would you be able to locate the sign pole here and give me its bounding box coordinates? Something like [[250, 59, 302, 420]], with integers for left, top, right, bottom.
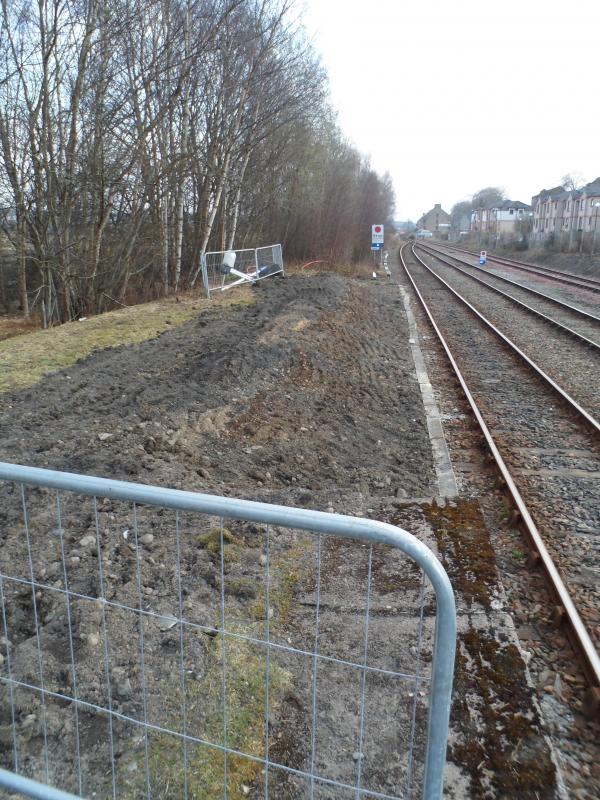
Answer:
[[371, 224, 385, 273]]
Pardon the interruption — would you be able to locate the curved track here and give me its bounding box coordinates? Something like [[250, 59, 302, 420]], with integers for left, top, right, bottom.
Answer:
[[400, 242, 600, 715], [413, 243, 600, 419], [430, 241, 600, 294], [417, 242, 600, 328]]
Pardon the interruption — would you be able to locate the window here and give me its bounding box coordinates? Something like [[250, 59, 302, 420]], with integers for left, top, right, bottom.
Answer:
[[509, 209, 514, 215]]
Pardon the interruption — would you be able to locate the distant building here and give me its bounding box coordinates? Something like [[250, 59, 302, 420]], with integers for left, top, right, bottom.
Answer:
[[531, 178, 600, 248], [416, 204, 451, 239], [393, 220, 416, 234], [471, 200, 531, 239]]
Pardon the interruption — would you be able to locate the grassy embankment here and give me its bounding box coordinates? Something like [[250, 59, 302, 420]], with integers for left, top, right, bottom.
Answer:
[[0, 289, 254, 394], [1, 283, 306, 798]]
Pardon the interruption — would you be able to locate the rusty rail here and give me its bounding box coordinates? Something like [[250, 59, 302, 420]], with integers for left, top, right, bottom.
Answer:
[[429, 241, 600, 294], [400, 242, 600, 716], [414, 243, 600, 351]]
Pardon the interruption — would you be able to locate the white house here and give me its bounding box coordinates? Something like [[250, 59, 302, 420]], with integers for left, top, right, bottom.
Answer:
[[471, 200, 531, 237]]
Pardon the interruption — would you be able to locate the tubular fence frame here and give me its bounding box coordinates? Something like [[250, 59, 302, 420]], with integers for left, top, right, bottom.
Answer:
[[0, 462, 456, 800], [201, 244, 284, 298]]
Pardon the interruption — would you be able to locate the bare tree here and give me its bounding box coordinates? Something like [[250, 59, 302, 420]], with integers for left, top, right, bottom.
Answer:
[[0, 0, 395, 321], [561, 172, 585, 191], [472, 187, 505, 209]]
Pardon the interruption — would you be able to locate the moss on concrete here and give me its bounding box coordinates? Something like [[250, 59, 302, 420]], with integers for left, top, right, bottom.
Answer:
[[450, 629, 557, 797], [423, 499, 499, 608]]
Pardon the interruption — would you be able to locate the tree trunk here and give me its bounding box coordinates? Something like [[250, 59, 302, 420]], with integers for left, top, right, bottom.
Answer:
[[162, 188, 169, 293], [17, 216, 29, 316], [220, 179, 228, 251], [190, 151, 232, 287]]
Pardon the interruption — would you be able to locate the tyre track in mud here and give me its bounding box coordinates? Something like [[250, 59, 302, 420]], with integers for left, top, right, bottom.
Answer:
[[0, 273, 438, 798]]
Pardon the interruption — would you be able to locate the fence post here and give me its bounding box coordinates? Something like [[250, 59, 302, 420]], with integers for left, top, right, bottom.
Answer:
[[200, 253, 210, 298], [422, 580, 456, 799]]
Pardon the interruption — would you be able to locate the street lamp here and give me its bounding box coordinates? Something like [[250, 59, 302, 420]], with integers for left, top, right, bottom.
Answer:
[[592, 202, 600, 255]]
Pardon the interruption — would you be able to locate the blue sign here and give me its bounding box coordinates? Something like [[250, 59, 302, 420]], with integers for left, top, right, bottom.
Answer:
[[371, 243, 383, 251]]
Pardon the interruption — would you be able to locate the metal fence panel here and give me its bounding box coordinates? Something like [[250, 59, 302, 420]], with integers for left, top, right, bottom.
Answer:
[[255, 244, 284, 280], [0, 462, 455, 800], [203, 245, 284, 297]]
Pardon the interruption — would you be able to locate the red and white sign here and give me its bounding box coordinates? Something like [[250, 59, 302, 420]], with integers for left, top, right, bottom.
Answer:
[[371, 224, 384, 244]]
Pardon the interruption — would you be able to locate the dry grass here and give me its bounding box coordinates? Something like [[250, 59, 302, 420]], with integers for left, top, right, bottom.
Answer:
[[0, 314, 41, 342], [0, 288, 254, 394], [288, 259, 377, 279]]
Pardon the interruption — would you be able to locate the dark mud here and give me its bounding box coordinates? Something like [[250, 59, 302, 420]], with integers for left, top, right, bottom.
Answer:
[[0, 274, 434, 500], [0, 267, 564, 799], [0, 273, 437, 798]]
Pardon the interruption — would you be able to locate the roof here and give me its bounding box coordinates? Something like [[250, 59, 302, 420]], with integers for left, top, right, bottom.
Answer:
[[533, 178, 600, 204], [419, 205, 451, 218], [473, 200, 531, 213], [583, 178, 600, 196], [532, 185, 564, 202], [494, 200, 531, 211]]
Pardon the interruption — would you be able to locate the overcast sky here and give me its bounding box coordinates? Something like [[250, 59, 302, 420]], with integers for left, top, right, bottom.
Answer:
[[302, 0, 600, 221]]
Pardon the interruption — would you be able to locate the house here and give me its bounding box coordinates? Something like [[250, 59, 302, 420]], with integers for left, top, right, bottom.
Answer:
[[531, 178, 600, 249], [471, 201, 531, 238], [416, 204, 451, 239]]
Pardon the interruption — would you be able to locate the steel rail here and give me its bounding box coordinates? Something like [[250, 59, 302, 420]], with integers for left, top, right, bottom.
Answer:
[[407, 245, 600, 437], [417, 242, 600, 325], [414, 243, 600, 351], [399, 242, 600, 715], [434, 241, 600, 291], [487, 252, 600, 291], [430, 241, 600, 293]]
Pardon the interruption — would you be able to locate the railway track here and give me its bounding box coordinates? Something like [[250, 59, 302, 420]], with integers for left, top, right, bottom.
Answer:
[[429, 241, 600, 295], [412, 244, 600, 419], [399, 242, 600, 716], [417, 241, 600, 329]]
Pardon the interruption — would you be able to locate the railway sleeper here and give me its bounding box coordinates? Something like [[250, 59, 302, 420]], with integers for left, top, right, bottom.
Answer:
[[583, 686, 600, 718]]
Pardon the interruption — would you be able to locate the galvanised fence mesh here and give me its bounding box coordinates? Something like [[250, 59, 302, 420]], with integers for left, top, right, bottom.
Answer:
[[0, 463, 455, 800], [201, 245, 284, 297]]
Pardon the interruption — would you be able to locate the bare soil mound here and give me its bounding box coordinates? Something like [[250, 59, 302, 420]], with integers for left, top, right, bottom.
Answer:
[[0, 273, 439, 798]]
